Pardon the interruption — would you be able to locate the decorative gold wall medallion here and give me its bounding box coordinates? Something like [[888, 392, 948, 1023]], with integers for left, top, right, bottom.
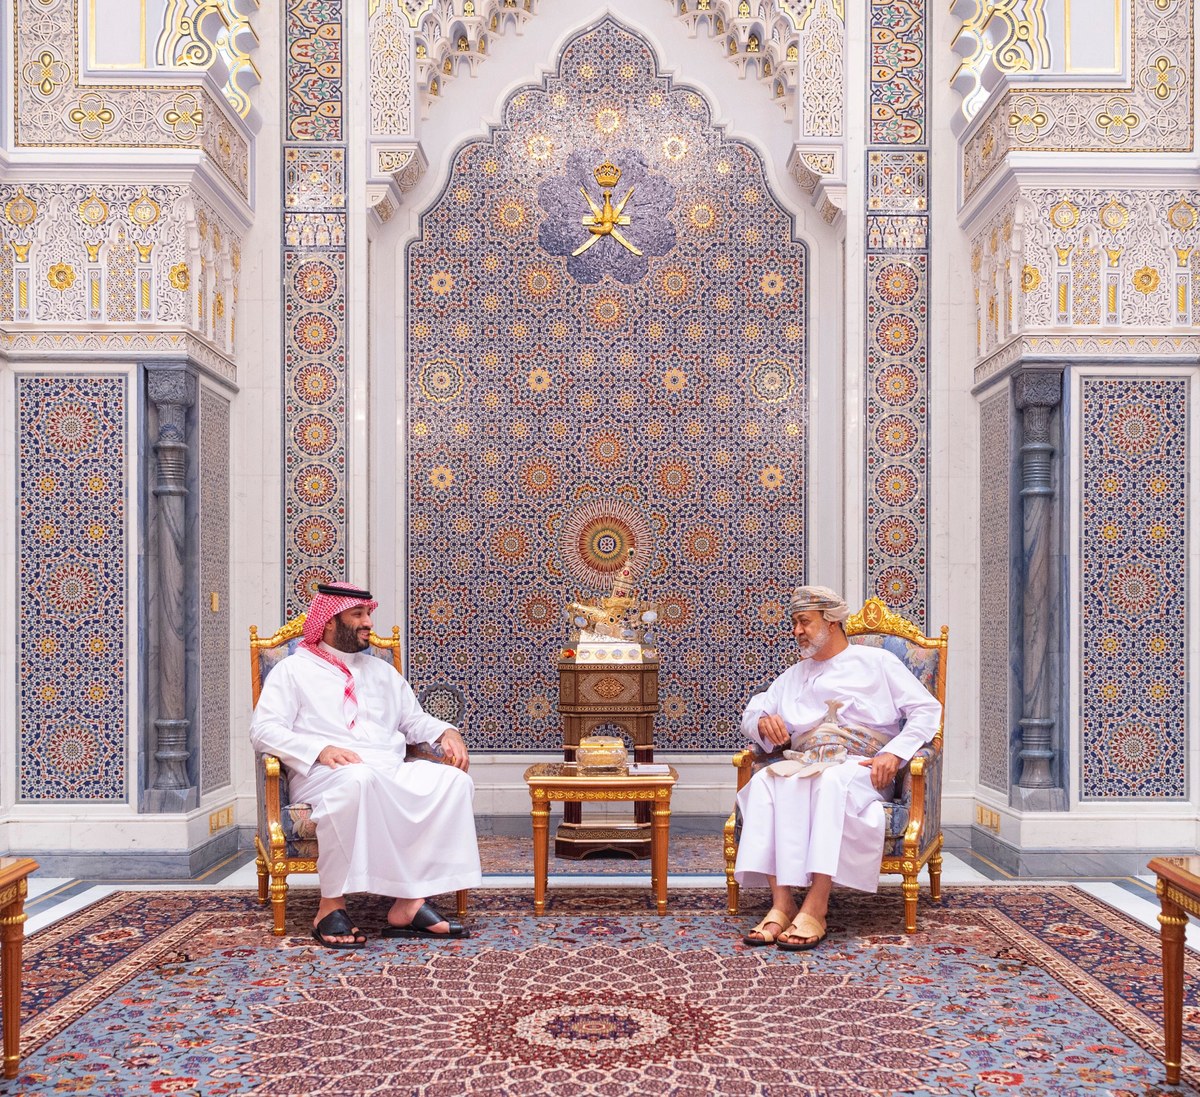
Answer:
[[574, 161, 642, 257]]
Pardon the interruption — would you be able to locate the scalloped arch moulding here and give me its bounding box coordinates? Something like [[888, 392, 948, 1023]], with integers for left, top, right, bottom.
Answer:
[[365, 0, 848, 222]]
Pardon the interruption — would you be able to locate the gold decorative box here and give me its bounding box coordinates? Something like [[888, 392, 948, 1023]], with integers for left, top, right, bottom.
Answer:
[[575, 735, 627, 774]]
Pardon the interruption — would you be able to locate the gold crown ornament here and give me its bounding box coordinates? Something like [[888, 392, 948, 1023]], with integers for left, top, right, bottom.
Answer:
[[593, 161, 621, 188]]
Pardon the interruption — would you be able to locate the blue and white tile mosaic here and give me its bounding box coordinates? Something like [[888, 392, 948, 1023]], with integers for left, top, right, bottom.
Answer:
[[405, 19, 808, 752], [1079, 376, 1188, 800], [282, 0, 348, 615], [17, 375, 127, 801]]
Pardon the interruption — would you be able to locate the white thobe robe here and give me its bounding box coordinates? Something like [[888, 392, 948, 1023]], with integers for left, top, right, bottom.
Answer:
[[250, 645, 482, 899], [734, 644, 942, 893]]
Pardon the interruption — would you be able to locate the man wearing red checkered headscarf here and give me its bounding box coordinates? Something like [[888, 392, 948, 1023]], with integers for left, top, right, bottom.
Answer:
[[251, 583, 481, 949]]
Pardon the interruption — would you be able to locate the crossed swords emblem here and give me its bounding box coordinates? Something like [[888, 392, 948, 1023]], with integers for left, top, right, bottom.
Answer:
[[573, 160, 643, 257]]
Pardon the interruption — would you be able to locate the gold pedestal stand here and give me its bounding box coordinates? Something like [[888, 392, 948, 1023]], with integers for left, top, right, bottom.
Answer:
[[556, 658, 659, 858]]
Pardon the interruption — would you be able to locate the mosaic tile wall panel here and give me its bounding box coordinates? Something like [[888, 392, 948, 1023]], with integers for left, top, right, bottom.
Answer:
[[978, 389, 1012, 793], [17, 375, 127, 801], [282, 2, 348, 616], [869, 0, 926, 145], [199, 388, 231, 793], [865, 2, 930, 629], [406, 19, 808, 752], [1079, 377, 1188, 800]]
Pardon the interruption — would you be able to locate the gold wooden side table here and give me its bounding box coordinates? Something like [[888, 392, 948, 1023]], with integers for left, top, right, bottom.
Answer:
[[523, 763, 677, 914], [0, 858, 37, 1079], [1149, 855, 1200, 1086], [556, 658, 660, 857]]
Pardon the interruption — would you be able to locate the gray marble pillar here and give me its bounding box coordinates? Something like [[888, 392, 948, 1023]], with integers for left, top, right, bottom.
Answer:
[[145, 366, 199, 811], [1013, 370, 1066, 809]]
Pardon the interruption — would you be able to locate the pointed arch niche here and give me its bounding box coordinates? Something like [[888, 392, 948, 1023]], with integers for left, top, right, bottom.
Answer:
[[365, 9, 844, 755]]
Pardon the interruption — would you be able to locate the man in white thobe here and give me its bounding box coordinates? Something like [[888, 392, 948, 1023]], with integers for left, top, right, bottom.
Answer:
[[250, 582, 482, 948], [735, 585, 942, 951]]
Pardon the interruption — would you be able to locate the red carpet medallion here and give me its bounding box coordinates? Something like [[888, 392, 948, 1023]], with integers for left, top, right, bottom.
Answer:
[[10, 886, 1199, 1095]]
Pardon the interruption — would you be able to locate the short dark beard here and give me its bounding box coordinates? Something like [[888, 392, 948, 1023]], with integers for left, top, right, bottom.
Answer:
[[329, 615, 369, 653]]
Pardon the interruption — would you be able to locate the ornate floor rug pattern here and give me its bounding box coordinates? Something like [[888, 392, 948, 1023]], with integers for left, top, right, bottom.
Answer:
[[11, 886, 1200, 1096], [477, 832, 724, 875]]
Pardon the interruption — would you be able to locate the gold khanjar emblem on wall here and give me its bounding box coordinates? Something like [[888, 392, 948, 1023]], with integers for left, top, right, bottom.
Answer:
[[574, 161, 642, 257]]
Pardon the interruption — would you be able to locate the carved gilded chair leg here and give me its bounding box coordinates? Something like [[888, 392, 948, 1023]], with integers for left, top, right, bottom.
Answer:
[[723, 814, 740, 915], [255, 854, 268, 904], [269, 873, 289, 937], [929, 848, 943, 902], [456, 888, 468, 920], [902, 872, 920, 934]]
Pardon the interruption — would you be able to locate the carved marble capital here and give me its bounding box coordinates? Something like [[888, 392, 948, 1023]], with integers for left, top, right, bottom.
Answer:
[[1014, 369, 1061, 411], [374, 144, 427, 191], [367, 143, 429, 226], [146, 367, 198, 446]]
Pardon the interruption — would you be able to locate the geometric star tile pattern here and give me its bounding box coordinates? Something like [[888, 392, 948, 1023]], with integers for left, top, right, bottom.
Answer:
[[407, 19, 808, 752], [17, 375, 127, 801], [283, 0, 348, 615], [865, 3, 929, 626], [1079, 377, 1188, 799]]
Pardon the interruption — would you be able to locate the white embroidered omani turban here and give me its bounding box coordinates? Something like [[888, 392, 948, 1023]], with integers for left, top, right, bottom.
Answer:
[[786, 584, 850, 623]]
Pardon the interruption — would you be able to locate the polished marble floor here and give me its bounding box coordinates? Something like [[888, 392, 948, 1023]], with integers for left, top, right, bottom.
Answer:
[[22, 844, 1190, 950]]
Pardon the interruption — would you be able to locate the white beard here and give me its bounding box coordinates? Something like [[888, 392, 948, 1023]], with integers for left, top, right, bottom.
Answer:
[[798, 621, 830, 660]]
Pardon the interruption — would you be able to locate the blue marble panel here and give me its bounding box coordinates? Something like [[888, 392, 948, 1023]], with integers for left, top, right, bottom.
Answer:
[[978, 389, 1012, 792], [199, 388, 231, 793]]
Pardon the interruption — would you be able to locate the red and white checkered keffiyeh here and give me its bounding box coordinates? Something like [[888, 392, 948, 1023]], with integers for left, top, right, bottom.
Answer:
[[301, 583, 379, 730]]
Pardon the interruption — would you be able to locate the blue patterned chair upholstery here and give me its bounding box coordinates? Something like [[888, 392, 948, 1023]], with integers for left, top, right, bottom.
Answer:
[[250, 615, 468, 936], [723, 597, 948, 933]]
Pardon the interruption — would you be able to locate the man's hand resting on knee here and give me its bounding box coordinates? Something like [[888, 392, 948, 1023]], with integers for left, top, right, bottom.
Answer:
[[859, 751, 901, 790], [318, 745, 363, 767]]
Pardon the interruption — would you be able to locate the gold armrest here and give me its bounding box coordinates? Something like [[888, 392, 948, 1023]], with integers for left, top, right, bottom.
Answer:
[[902, 753, 928, 851], [261, 752, 287, 858], [732, 747, 760, 793]]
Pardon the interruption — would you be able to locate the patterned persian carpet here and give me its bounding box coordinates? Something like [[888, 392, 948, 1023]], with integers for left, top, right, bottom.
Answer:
[[477, 831, 724, 874], [12, 885, 1200, 1096]]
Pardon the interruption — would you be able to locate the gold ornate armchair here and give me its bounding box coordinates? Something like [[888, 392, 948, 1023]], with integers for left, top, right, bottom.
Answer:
[[723, 597, 948, 933], [250, 615, 469, 936]]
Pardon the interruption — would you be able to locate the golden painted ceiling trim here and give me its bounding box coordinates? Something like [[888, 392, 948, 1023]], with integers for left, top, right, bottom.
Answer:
[[12, 0, 252, 203], [155, 0, 262, 122], [950, 0, 1052, 123], [959, 0, 1193, 209]]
